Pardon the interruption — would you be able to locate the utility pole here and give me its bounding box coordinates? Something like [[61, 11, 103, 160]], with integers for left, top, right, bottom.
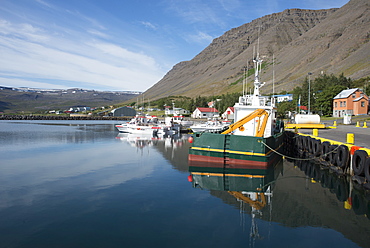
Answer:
[[308, 72, 312, 114]]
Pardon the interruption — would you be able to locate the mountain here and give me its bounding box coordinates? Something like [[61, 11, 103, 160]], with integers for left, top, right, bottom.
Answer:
[[143, 0, 369, 100], [0, 86, 140, 113]]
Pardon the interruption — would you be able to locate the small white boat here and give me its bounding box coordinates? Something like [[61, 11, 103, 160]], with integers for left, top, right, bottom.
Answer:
[[115, 115, 164, 134], [190, 119, 231, 132], [166, 115, 193, 128], [116, 115, 180, 135], [115, 123, 130, 133]]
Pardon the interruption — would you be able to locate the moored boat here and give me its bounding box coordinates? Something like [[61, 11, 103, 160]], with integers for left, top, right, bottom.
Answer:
[[189, 118, 231, 133], [188, 53, 284, 170], [115, 115, 179, 135], [167, 115, 193, 128]]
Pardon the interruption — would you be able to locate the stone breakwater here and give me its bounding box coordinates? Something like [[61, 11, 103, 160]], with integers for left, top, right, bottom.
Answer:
[[0, 115, 131, 121]]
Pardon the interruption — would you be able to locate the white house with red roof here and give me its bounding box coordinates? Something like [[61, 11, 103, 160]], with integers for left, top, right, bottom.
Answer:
[[222, 107, 235, 120], [191, 107, 219, 119]]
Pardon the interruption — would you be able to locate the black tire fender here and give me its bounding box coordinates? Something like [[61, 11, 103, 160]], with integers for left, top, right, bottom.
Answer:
[[336, 145, 350, 169], [309, 137, 315, 154], [322, 141, 331, 161], [296, 135, 303, 150], [329, 145, 338, 166], [352, 150, 368, 176], [364, 156, 370, 182], [313, 139, 322, 157]]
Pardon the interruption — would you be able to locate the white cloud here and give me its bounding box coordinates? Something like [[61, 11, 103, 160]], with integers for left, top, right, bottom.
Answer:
[[141, 21, 157, 30], [187, 31, 214, 44], [0, 20, 49, 42], [65, 9, 107, 31], [0, 17, 164, 91], [166, 0, 223, 26], [88, 42, 157, 67], [87, 29, 110, 39], [0, 77, 67, 90], [35, 0, 53, 9], [218, 0, 242, 12]]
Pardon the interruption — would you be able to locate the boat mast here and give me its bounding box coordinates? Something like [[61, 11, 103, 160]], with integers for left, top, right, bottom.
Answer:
[[251, 29, 265, 106], [243, 67, 245, 96], [252, 53, 265, 106], [272, 54, 275, 107]]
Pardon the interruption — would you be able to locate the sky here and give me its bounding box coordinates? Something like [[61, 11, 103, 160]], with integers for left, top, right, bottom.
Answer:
[[0, 0, 349, 92]]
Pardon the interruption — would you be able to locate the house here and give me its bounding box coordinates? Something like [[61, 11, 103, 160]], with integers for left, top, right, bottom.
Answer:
[[274, 94, 293, 103], [165, 107, 190, 116], [222, 107, 234, 120], [333, 88, 369, 117], [68, 106, 91, 112], [191, 107, 219, 119]]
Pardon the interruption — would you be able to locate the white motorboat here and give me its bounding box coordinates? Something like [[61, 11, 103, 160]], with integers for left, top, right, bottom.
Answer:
[[190, 119, 231, 132], [166, 115, 193, 128], [115, 115, 180, 135], [115, 115, 164, 134]]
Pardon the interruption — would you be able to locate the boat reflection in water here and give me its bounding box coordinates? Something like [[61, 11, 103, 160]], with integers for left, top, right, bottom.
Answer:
[[188, 158, 283, 244], [116, 132, 187, 151]]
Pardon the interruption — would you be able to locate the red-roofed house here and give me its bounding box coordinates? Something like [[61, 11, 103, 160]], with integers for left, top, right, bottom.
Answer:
[[192, 107, 219, 119], [222, 107, 234, 120], [333, 88, 369, 117]]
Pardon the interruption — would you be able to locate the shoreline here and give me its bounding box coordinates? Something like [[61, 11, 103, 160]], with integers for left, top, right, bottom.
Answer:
[[0, 115, 132, 121]]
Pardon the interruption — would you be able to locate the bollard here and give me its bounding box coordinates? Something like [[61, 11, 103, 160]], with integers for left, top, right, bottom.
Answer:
[[356, 121, 360, 127], [347, 133, 354, 144], [363, 122, 368, 128], [313, 129, 318, 137]]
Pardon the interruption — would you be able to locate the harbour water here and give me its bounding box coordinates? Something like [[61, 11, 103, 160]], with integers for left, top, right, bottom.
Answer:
[[0, 120, 369, 248]]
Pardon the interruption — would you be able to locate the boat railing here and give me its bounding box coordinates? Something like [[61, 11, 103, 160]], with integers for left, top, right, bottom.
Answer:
[[238, 95, 253, 105], [238, 95, 271, 107]]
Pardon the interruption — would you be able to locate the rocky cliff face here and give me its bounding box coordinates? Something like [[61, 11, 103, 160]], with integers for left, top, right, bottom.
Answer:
[[144, 0, 369, 100]]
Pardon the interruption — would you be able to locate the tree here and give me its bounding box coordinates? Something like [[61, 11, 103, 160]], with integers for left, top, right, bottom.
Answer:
[[352, 76, 370, 96], [283, 73, 352, 116], [276, 100, 295, 118], [310, 74, 348, 115]]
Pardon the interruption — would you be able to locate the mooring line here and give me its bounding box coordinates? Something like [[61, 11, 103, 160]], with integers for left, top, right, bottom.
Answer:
[[260, 140, 340, 161]]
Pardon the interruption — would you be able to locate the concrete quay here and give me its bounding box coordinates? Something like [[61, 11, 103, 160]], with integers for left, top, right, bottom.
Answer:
[[297, 123, 369, 149]]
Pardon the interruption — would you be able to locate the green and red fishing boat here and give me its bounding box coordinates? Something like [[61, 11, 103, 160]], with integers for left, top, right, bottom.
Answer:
[[188, 54, 285, 172]]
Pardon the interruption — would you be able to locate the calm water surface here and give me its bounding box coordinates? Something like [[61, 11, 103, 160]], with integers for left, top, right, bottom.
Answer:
[[0, 120, 369, 248]]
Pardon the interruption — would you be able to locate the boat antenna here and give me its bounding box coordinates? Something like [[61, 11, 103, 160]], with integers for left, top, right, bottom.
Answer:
[[272, 53, 275, 106], [246, 63, 248, 95], [253, 46, 255, 62], [243, 66, 245, 96], [251, 25, 265, 105], [257, 26, 260, 59]]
